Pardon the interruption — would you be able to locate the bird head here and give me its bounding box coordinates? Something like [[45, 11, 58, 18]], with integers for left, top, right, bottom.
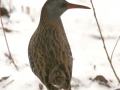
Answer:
[[44, 0, 90, 19]]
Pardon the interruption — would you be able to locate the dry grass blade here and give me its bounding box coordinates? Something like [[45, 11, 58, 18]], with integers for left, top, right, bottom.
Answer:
[[90, 0, 120, 83], [3, 80, 14, 88], [111, 36, 120, 60], [0, 8, 18, 70]]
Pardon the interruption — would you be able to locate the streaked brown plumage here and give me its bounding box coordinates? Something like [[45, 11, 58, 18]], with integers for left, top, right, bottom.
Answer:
[[28, 0, 90, 90]]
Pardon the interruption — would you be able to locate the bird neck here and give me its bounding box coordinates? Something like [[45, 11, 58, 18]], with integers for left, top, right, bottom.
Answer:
[[38, 9, 64, 32], [36, 10, 69, 44], [35, 8, 69, 48]]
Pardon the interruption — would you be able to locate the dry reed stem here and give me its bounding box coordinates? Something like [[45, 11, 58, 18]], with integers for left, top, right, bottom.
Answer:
[[90, 0, 120, 83], [0, 8, 18, 70]]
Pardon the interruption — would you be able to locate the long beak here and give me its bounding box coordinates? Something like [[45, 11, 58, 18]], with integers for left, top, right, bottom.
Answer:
[[68, 3, 90, 9]]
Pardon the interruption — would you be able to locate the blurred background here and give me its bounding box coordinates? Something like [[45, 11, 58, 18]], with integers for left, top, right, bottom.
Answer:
[[0, 0, 120, 90]]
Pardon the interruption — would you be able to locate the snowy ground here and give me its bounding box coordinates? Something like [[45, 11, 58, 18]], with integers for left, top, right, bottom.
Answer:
[[0, 0, 120, 90]]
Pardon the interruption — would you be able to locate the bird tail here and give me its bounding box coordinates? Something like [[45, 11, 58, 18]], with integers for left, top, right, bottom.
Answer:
[[49, 69, 69, 89]]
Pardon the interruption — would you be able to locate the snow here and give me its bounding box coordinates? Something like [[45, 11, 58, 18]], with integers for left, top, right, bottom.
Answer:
[[0, 0, 120, 90]]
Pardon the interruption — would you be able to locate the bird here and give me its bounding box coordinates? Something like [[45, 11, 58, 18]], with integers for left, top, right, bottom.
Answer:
[[0, 7, 10, 17], [28, 0, 90, 90]]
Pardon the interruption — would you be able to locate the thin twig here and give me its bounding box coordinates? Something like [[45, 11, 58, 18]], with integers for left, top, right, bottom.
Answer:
[[111, 36, 120, 60], [0, 9, 18, 70], [90, 0, 120, 83]]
